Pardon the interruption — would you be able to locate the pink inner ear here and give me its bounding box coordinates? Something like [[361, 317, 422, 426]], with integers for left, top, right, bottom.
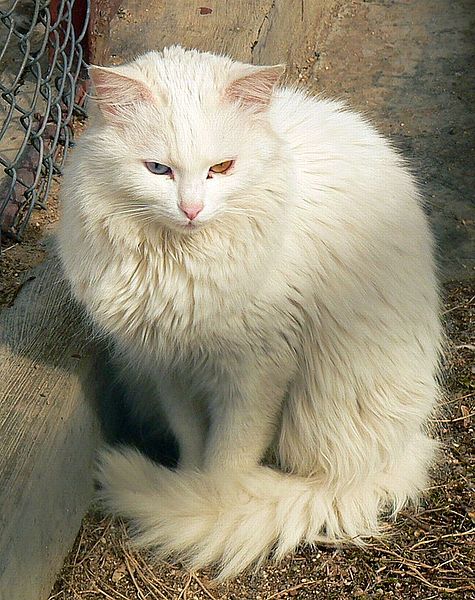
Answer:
[[89, 67, 154, 117], [226, 65, 285, 110]]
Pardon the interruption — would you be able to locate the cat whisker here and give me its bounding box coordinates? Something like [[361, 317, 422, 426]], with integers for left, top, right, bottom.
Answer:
[[112, 211, 151, 217], [217, 208, 265, 218], [111, 204, 150, 210], [111, 208, 155, 217]]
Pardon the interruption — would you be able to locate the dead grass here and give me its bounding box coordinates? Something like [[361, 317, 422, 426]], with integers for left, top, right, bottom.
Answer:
[[0, 181, 60, 308], [49, 281, 474, 599]]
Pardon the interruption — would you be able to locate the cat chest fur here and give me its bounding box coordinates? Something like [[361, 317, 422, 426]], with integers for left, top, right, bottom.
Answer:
[[89, 239, 300, 366]]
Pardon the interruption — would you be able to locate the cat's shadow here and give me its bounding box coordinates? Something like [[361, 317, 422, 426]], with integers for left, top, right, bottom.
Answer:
[[93, 343, 179, 468], [1, 250, 178, 470]]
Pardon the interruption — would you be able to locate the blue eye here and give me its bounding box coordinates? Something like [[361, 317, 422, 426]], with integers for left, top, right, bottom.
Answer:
[[144, 161, 172, 175]]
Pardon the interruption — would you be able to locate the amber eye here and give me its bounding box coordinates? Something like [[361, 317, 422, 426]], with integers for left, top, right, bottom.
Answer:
[[209, 160, 234, 174]]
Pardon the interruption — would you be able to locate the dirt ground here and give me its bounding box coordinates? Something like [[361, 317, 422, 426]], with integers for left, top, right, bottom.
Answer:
[[310, 0, 474, 282], [0, 184, 59, 307], [0, 0, 473, 598]]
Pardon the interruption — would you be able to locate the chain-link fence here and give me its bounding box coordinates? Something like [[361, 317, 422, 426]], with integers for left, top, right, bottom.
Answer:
[[0, 0, 90, 244]]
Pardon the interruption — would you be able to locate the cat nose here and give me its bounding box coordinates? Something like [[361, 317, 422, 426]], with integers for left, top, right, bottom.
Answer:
[[179, 202, 203, 221]]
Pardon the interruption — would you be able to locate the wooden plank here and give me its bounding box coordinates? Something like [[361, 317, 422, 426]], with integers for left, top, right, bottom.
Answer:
[[109, 0, 274, 64], [108, 0, 339, 69], [252, 0, 339, 68], [86, 0, 123, 63], [109, 0, 341, 88], [0, 255, 100, 600]]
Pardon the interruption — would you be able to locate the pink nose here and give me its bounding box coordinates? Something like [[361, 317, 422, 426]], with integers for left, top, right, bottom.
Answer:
[[180, 204, 203, 221]]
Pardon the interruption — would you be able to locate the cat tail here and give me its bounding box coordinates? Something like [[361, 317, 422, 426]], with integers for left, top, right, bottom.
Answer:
[[97, 446, 393, 580]]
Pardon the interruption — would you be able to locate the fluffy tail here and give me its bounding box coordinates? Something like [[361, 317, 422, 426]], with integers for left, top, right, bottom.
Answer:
[[97, 443, 432, 579]]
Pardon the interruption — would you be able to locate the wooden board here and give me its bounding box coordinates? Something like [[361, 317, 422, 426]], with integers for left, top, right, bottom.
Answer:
[[86, 0, 123, 63], [108, 0, 338, 72], [0, 255, 101, 600]]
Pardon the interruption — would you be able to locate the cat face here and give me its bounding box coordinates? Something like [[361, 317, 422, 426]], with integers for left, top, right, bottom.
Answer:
[[87, 47, 284, 233]]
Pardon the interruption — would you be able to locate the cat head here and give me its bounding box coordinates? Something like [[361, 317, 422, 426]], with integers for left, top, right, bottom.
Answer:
[[84, 46, 285, 233]]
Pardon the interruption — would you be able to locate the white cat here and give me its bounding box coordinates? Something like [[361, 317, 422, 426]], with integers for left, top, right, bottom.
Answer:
[[58, 46, 442, 579]]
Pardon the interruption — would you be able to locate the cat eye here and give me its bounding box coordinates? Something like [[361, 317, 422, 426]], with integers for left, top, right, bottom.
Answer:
[[209, 160, 234, 174], [144, 161, 172, 176]]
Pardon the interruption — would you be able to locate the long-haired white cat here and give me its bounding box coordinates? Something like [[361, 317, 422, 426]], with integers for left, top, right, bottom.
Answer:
[[58, 46, 441, 579]]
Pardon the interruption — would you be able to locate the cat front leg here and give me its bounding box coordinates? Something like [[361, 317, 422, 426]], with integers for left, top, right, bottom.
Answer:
[[203, 361, 290, 472], [155, 374, 208, 470]]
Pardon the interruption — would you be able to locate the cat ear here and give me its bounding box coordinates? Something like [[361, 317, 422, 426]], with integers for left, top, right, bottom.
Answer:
[[225, 64, 285, 111], [89, 65, 154, 122]]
